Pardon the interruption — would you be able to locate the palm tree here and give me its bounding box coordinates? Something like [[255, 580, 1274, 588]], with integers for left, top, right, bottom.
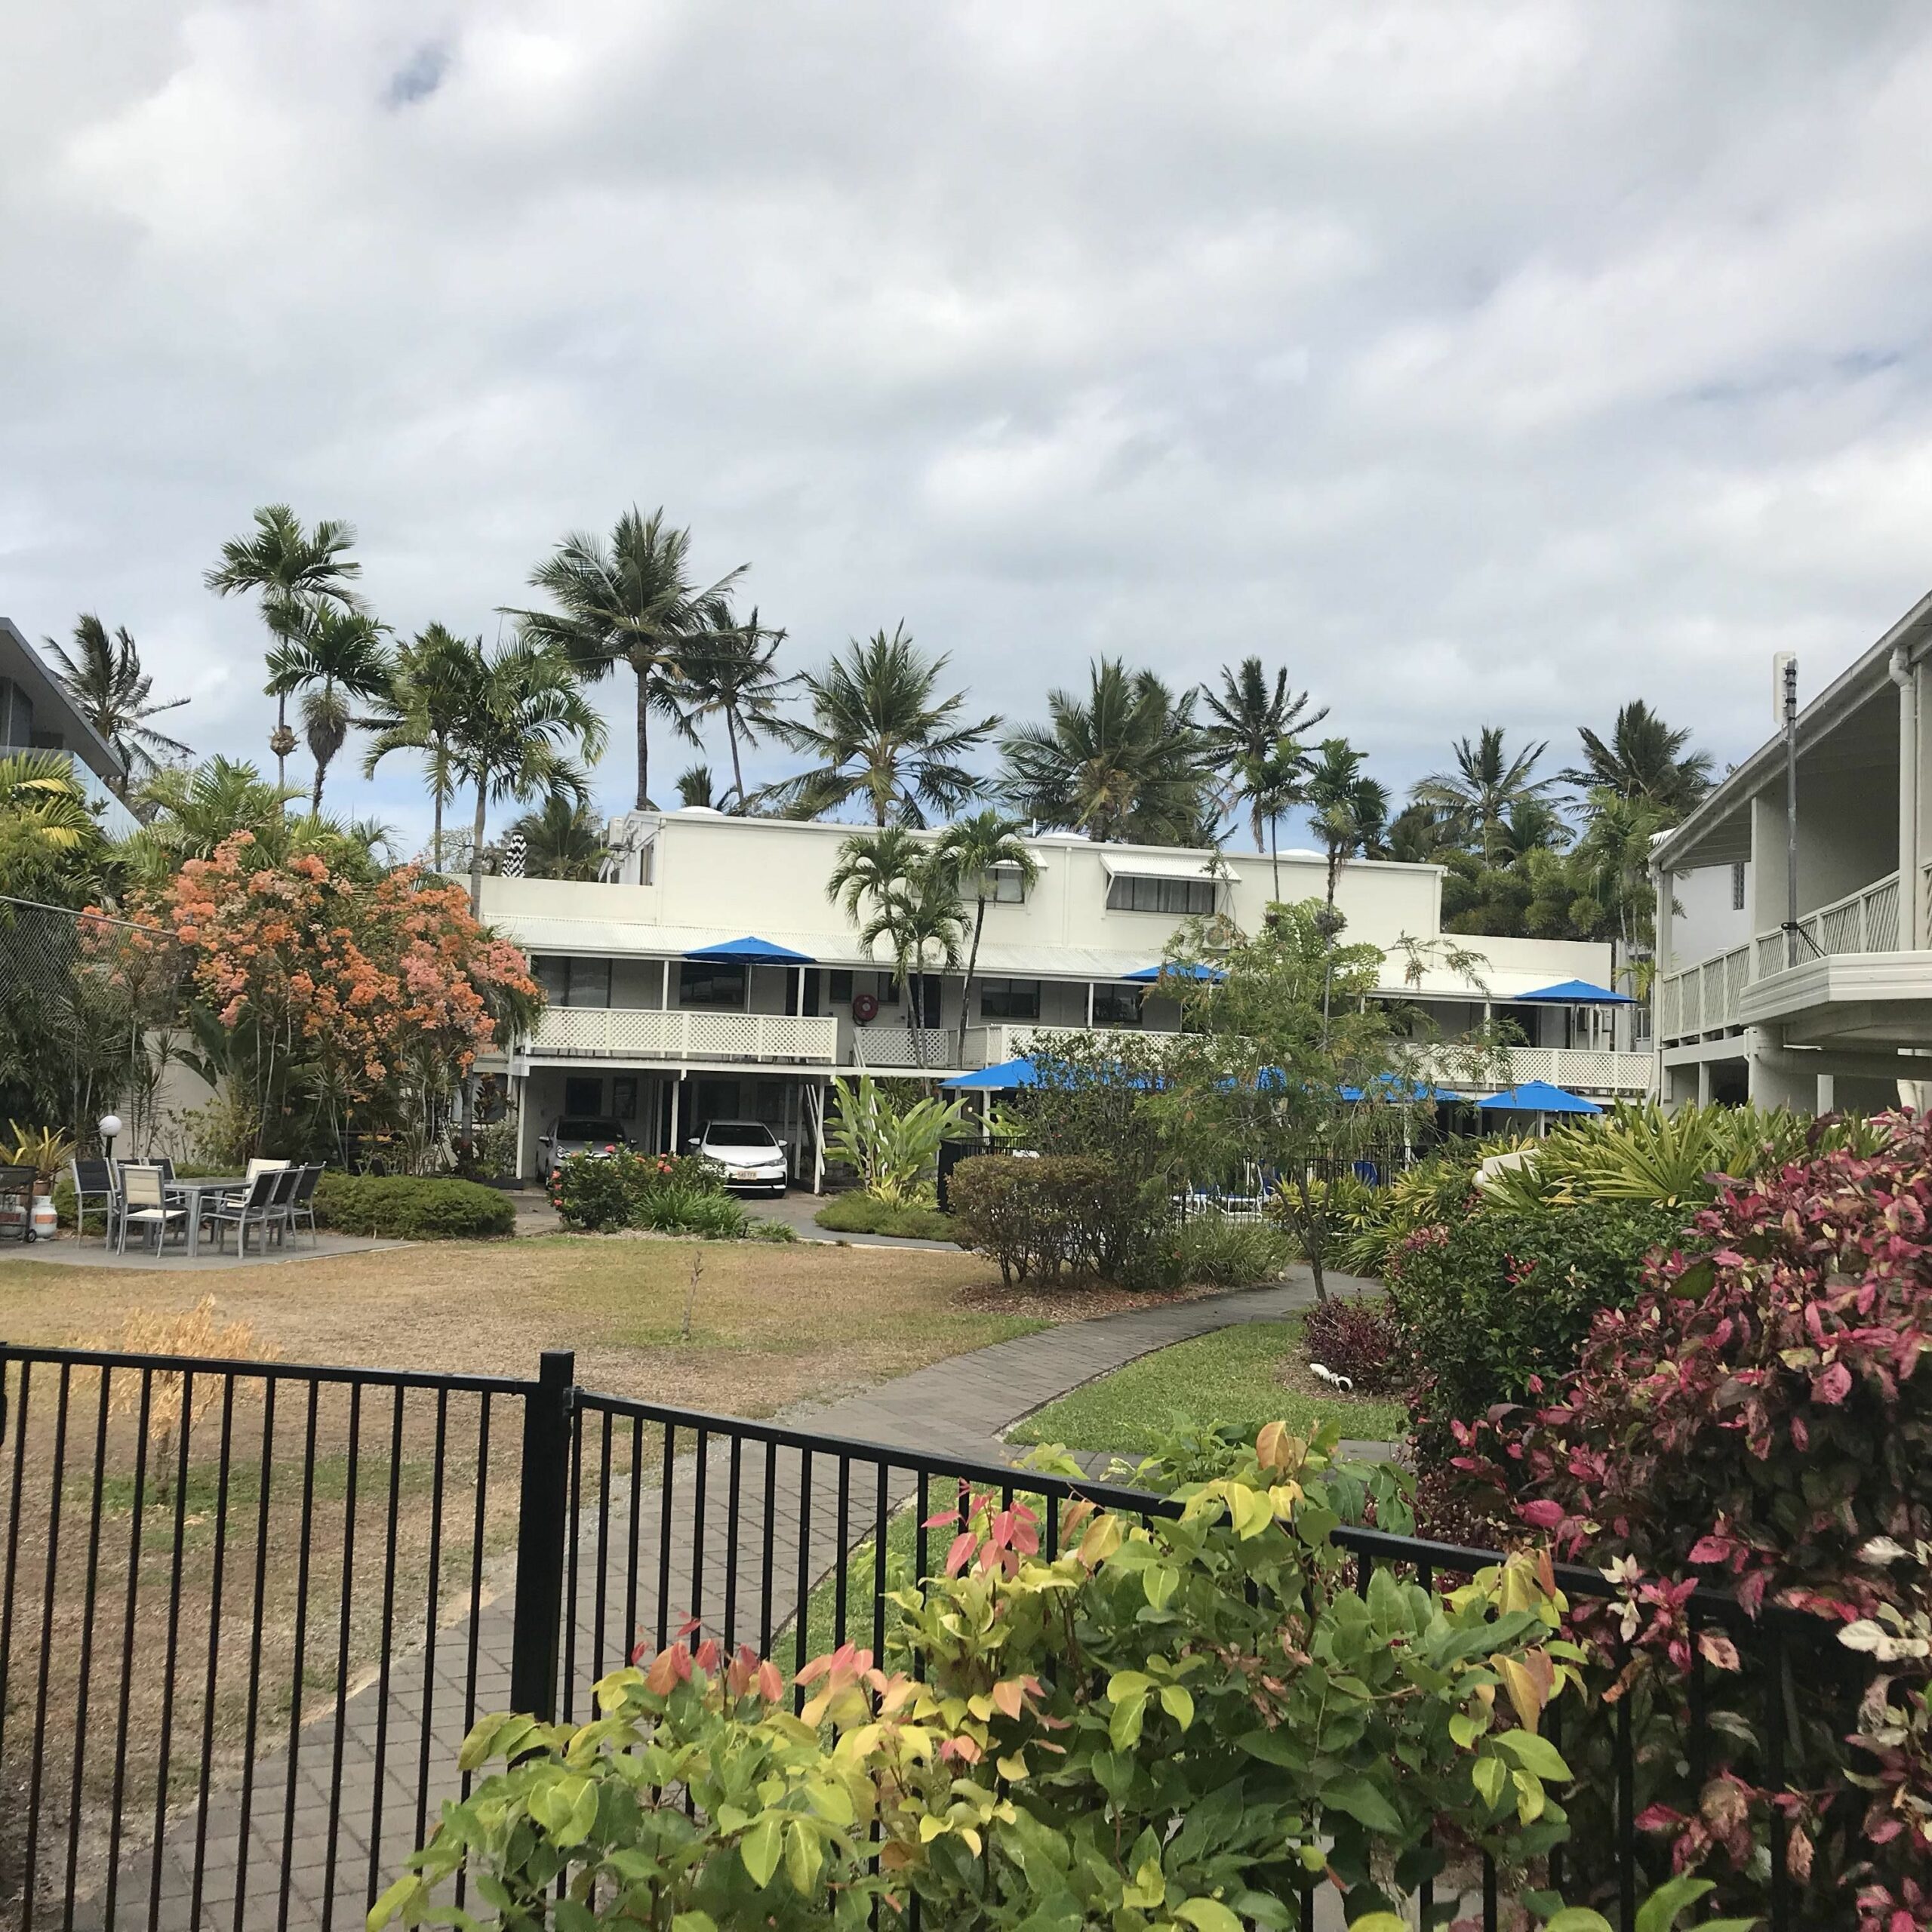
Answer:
[[0, 751, 103, 898], [1411, 727, 1555, 863], [509, 506, 746, 812], [445, 639, 608, 915], [1305, 738, 1389, 906], [509, 797, 608, 881], [1572, 786, 1672, 980], [1562, 700, 1714, 816], [361, 624, 479, 869], [675, 764, 718, 808], [827, 828, 963, 1065], [126, 757, 302, 872], [1001, 659, 1210, 846], [42, 616, 192, 810], [205, 506, 363, 789], [934, 810, 1038, 1062], [1236, 738, 1309, 901], [1198, 657, 1327, 847], [771, 625, 996, 827], [266, 605, 392, 809], [678, 605, 789, 809]]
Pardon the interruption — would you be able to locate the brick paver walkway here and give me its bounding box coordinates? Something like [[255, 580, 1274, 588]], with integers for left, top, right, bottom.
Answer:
[[77, 1273, 1349, 1930]]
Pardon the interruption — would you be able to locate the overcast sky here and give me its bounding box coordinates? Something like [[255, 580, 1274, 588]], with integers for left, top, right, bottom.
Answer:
[[8, 1, 1932, 854]]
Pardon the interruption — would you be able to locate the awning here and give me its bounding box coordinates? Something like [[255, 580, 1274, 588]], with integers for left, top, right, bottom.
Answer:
[[1472, 1081, 1602, 1115], [1510, 978, 1635, 1005], [1100, 851, 1220, 881], [941, 1058, 1039, 1090], [685, 936, 817, 966], [1123, 961, 1224, 983]]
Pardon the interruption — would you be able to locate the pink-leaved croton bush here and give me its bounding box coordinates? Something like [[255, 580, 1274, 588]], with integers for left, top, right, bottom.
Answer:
[[1451, 1111, 1932, 1928]]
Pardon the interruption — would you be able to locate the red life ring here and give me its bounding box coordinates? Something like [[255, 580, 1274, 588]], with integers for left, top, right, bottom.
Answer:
[[852, 992, 879, 1023]]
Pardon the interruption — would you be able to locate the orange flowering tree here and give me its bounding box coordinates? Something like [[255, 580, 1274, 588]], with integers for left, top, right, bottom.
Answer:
[[146, 832, 540, 1161]]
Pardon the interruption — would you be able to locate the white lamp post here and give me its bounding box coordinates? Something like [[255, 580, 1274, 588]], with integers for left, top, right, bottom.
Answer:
[[98, 1114, 123, 1164]]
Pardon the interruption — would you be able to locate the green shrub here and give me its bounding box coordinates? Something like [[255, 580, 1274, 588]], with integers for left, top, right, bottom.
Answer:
[[949, 1153, 1166, 1284], [314, 1173, 515, 1241], [1385, 1196, 1684, 1462], [813, 1194, 958, 1241], [638, 1186, 747, 1241], [746, 1218, 798, 1243], [823, 1075, 968, 1206], [1172, 1211, 1292, 1287], [551, 1151, 726, 1233]]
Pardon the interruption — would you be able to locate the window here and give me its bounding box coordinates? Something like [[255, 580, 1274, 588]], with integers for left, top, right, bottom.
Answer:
[[679, 961, 747, 1007], [1091, 984, 1141, 1028], [990, 865, 1028, 904], [532, 955, 612, 1008], [978, 978, 1040, 1021], [1105, 874, 1217, 915], [1731, 861, 1746, 912], [875, 973, 899, 1006], [563, 1078, 604, 1116], [828, 969, 854, 1004]]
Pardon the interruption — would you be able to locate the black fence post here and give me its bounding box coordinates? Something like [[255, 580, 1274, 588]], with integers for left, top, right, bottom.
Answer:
[[509, 1350, 574, 1719]]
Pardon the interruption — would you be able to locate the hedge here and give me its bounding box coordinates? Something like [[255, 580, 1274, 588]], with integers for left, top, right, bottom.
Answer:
[[948, 1153, 1164, 1284], [313, 1173, 516, 1241], [812, 1195, 958, 1241]]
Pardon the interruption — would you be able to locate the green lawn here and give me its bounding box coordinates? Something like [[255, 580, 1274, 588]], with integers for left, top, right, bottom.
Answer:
[[1009, 1319, 1406, 1454]]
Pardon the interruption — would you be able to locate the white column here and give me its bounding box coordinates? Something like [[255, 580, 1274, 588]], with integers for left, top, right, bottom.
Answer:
[[1085, 982, 1095, 1026], [809, 1082, 826, 1194], [1894, 646, 1922, 950], [661, 958, 671, 1010], [1697, 1060, 1713, 1106], [669, 1076, 681, 1155]]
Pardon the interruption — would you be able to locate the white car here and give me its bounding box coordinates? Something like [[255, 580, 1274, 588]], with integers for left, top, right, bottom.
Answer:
[[689, 1120, 789, 1195], [539, 1116, 629, 1180]]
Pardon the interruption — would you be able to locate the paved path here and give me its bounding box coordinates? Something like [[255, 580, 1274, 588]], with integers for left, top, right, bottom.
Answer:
[[81, 1273, 1352, 1931]]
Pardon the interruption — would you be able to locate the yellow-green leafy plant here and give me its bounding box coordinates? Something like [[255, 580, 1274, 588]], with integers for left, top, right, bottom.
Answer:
[[6, 1120, 75, 1186], [825, 1075, 968, 1208]]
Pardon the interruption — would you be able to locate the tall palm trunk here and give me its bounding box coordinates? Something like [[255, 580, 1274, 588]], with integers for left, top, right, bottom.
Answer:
[[274, 694, 289, 789], [431, 740, 447, 871], [724, 709, 746, 810], [634, 671, 651, 811], [460, 780, 488, 1154], [1269, 820, 1281, 903], [957, 892, 989, 1066]]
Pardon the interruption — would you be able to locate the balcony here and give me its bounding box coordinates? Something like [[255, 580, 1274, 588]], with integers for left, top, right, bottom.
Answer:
[[1659, 870, 1921, 1046], [524, 1008, 839, 1065]]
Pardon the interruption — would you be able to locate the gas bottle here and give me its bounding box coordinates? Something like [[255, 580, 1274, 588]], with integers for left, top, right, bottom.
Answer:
[[29, 1194, 57, 1241]]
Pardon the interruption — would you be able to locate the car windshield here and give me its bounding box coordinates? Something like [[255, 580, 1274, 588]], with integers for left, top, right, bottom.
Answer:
[[557, 1119, 624, 1141], [706, 1124, 777, 1148]]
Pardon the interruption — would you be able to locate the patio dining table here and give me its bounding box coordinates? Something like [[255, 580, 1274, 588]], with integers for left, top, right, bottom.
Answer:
[[161, 1175, 247, 1258]]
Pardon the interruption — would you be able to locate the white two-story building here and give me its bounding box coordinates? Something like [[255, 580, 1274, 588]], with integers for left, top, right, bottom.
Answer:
[[1654, 589, 1932, 1112], [478, 808, 1647, 1184]]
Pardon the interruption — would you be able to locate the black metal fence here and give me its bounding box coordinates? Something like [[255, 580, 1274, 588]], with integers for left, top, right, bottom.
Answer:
[[0, 1341, 1831, 1932]]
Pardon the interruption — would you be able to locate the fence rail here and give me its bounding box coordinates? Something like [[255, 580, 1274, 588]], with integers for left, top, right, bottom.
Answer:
[[526, 1007, 840, 1065], [0, 1340, 1825, 1932]]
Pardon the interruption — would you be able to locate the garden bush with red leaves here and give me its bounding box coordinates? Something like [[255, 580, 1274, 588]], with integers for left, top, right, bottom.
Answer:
[[1300, 1291, 1406, 1394], [1454, 1112, 1932, 1927]]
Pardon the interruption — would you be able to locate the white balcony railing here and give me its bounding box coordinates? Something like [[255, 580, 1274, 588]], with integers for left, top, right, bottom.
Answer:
[[528, 1008, 839, 1063], [851, 1026, 958, 1069], [1484, 1048, 1652, 1094], [1659, 869, 1906, 1045]]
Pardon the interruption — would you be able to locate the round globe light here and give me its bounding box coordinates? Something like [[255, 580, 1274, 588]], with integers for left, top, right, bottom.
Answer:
[[97, 1114, 124, 1141]]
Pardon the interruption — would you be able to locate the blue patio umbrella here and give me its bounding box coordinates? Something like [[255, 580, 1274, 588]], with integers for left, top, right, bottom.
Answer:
[[941, 1058, 1040, 1090], [1123, 961, 1224, 983], [1474, 1079, 1601, 1121], [1511, 978, 1635, 1004], [1339, 1074, 1463, 1103], [685, 935, 817, 965]]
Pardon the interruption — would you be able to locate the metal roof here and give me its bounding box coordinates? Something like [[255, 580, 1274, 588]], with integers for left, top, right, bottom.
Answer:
[[0, 618, 127, 786]]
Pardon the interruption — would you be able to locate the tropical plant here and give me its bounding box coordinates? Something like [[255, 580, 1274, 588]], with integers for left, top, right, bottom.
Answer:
[[0, 750, 104, 902], [1000, 657, 1211, 846], [824, 1075, 968, 1205], [204, 504, 364, 788], [1303, 738, 1389, 907], [1411, 727, 1555, 864], [509, 506, 746, 811], [265, 603, 392, 808], [4, 1121, 75, 1186], [674, 763, 718, 809], [1198, 656, 1327, 844], [509, 796, 607, 881], [826, 831, 964, 1063], [442, 639, 606, 915], [771, 624, 997, 827], [1570, 785, 1672, 969], [120, 757, 304, 882], [1238, 737, 1309, 900], [361, 623, 481, 870], [1561, 700, 1714, 815], [678, 605, 789, 808], [933, 808, 1038, 1063], [42, 614, 192, 808]]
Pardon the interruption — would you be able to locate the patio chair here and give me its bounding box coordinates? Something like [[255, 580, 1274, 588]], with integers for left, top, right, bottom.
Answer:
[[117, 1164, 186, 1255], [72, 1157, 118, 1244], [243, 1156, 291, 1186], [0, 1165, 35, 1244], [281, 1164, 323, 1247], [202, 1168, 281, 1257], [262, 1163, 303, 1247]]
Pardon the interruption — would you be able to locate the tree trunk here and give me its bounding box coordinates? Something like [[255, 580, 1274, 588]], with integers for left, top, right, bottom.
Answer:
[[1270, 821, 1281, 903], [958, 894, 987, 1065], [461, 782, 487, 1155], [311, 758, 326, 813], [274, 694, 288, 789], [634, 663, 651, 811], [726, 712, 746, 811]]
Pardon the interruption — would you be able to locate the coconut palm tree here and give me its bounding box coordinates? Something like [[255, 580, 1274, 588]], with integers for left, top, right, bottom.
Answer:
[[509, 797, 608, 881], [1236, 738, 1310, 902], [1198, 657, 1326, 847], [1305, 738, 1389, 907], [1561, 700, 1714, 816], [771, 625, 996, 827], [678, 605, 790, 810], [265, 605, 392, 810], [509, 506, 745, 812], [0, 751, 103, 899], [445, 639, 608, 915], [42, 616, 192, 810], [1411, 727, 1555, 863], [205, 506, 363, 789], [361, 623, 480, 869], [675, 764, 719, 810], [934, 810, 1038, 1062], [1001, 659, 1210, 846]]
